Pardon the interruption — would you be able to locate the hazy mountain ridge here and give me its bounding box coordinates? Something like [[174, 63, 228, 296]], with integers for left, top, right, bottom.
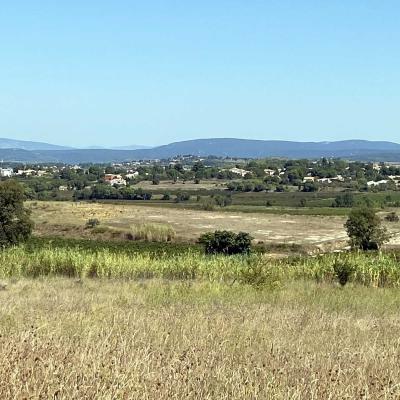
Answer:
[[1, 138, 400, 163], [0, 138, 73, 151]]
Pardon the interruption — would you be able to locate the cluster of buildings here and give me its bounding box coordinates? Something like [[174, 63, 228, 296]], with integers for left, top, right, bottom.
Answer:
[[0, 167, 53, 177], [104, 174, 127, 186], [0, 168, 13, 177], [303, 175, 345, 184], [367, 176, 400, 187]]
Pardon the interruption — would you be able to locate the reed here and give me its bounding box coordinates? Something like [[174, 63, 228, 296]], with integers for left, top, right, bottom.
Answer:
[[2, 244, 400, 287]]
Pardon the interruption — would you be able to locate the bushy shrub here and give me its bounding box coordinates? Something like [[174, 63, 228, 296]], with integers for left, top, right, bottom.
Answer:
[[86, 218, 100, 228], [161, 192, 171, 200], [345, 207, 389, 250], [332, 193, 354, 208], [175, 192, 190, 203], [299, 198, 307, 207], [333, 261, 355, 286], [213, 194, 232, 207], [198, 230, 252, 255], [0, 180, 33, 248], [385, 212, 399, 222]]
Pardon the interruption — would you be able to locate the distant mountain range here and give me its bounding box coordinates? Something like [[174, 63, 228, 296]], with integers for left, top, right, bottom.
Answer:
[[1, 137, 400, 163], [112, 144, 153, 150], [0, 138, 73, 151]]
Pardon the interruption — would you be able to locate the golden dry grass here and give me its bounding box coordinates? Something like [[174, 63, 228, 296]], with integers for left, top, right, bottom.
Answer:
[[28, 201, 349, 247], [1, 278, 400, 399]]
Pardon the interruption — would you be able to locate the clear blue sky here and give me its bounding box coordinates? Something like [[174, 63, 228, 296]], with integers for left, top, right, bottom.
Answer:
[[1, 1, 399, 147]]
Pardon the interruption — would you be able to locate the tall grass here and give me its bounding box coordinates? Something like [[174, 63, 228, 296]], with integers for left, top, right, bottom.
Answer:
[[130, 223, 176, 242], [2, 245, 400, 287]]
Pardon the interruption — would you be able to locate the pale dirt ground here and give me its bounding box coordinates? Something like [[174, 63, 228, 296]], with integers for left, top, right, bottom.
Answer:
[[29, 201, 400, 249]]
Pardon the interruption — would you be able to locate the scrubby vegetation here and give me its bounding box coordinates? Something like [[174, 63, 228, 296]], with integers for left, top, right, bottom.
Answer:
[[130, 223, 176, 242], [345, 208, 389, 250], [1, 239, 400, 288], [199, 230, 252, 255]]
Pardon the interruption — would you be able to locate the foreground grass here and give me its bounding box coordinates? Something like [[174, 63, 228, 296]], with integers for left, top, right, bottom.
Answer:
[[0, 278, 399, 399], [3, 242, 400, 287]]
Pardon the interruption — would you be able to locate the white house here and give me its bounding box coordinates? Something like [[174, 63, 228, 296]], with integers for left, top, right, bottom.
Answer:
[[317, 178, 332, 184], [331, 175, 345, 182], [104, 174, 126, 186], [367, 180, 388, 186], [302, 176, 315, 183], [17, 169, 36, 176], [229, 168, 251, 177], [0, 168, 13, 177], [125, 172, 139, 179], [264, 169, 275, 176]]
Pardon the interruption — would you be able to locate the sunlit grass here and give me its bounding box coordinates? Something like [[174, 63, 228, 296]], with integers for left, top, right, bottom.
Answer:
[[0, 278, 399, 398], [2, 243, 400, 287]]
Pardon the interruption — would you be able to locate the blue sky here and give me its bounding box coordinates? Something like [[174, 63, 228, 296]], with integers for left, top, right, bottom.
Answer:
[[1, 1, 399, 147]]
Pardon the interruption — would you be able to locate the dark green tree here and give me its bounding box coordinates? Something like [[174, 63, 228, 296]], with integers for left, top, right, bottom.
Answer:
[[199, 230, 252, 255], [0, 181, 33, 248], [345, 207, 389, 250]]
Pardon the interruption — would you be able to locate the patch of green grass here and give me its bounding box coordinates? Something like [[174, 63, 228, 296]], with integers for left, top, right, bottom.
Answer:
[[25, 236, 201, 256], [4, 241, 400, 288]]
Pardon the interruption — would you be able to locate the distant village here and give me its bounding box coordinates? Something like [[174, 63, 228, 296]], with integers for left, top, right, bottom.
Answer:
[[1, 156, 400, 199]]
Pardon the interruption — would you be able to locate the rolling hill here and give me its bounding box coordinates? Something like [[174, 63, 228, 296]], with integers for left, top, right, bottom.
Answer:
[[1, 138, 400, 163], [0, 138, 73, 151]]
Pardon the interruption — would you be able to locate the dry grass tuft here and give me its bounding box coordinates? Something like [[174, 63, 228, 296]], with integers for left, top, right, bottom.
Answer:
[[130, 223, 176, 242]]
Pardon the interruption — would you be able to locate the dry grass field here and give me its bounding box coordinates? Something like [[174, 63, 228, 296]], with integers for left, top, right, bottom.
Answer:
[[1, 278, 400, 399], [29, 201, 350, 248], [29, 201, 400, 252]]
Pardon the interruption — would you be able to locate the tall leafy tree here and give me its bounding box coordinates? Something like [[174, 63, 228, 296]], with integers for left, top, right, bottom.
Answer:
[[0, 181, 33, 247], [345, 207, 389, 250]]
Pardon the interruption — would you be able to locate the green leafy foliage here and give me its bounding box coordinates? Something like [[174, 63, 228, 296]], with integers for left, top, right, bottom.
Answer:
[[385, 212, 399, 222], [345, 208, 389, 250], [333, 261, 355, 286], [0, 180, 33, 248], [198, 230, 253, 255]]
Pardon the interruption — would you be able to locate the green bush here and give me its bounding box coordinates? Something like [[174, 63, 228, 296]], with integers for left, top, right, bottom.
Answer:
[[345, 208, 389, 250], [385, 212, 399, 222], [175, 192, 190, 203], [0, 180, 33, 248], [198, 230, 253, 255], [333, 261, 355, 286], [213, 194, 232, 207]]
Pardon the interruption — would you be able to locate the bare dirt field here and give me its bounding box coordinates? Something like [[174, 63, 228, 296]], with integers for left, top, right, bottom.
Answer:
[[29, 201, 400, 250], [29, 201, 348, 246]]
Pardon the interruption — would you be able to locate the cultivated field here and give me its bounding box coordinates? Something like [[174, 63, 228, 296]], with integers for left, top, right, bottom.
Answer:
[[1, 278, 400, 399]]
